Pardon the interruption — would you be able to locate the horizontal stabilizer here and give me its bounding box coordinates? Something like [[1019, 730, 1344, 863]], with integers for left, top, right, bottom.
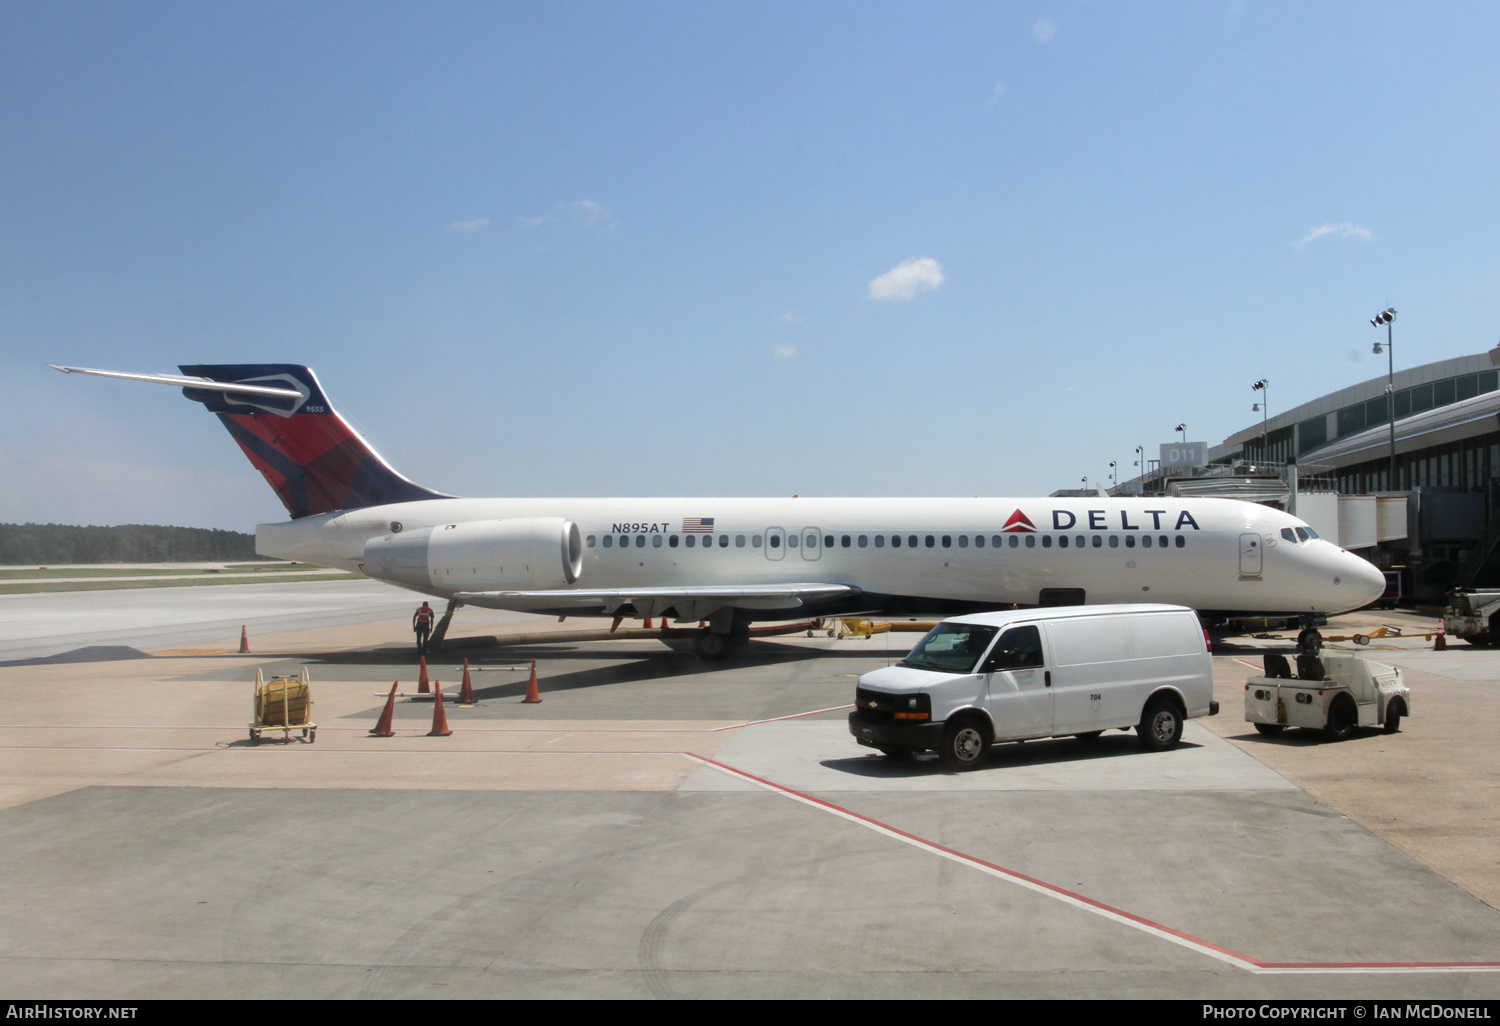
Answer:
[[49, 365, 303, 399]]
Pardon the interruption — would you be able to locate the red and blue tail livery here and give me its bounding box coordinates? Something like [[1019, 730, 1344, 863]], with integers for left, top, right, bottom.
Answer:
[[178, 364, 451, 519]]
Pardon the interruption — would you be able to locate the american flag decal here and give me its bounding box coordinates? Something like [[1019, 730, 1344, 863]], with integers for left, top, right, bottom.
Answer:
[[682, 517, 715, 533]]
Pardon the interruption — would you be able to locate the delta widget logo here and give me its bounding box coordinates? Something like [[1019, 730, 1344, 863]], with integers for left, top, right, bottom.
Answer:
[[1002, 510, 1036, 533]]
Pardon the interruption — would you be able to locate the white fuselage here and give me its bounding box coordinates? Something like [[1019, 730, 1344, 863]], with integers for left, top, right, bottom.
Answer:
[[257, 495, 1387, 618]]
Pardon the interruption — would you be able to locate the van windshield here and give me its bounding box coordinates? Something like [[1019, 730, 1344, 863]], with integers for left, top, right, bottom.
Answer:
[[899, 623, 999, 674]]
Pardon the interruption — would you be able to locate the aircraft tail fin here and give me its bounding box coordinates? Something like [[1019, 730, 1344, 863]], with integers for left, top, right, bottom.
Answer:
[[175, 363, 452, 519]]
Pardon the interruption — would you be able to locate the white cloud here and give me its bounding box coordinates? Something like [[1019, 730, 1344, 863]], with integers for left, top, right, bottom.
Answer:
[[868, 257, 945, 301], [446, 217, 489, 233], [1034, 17, 1057, 42], [774, 344, 798, 359], [518, 201, 616, 230], [988, 82, 1008, 106], [780, 311, 803, 324], [574, 199, 616, 226], [1298, 222, 1373, 247]]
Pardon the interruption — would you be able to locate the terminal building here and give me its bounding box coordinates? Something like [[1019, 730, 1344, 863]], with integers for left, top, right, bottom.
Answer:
[[1112, 348, 1500, 603]]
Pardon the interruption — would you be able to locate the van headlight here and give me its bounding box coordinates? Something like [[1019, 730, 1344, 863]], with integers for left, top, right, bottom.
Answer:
[[894, 694, 932, 721]]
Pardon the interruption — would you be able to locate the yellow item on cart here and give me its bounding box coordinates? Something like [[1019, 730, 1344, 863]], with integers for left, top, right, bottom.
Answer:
[[250, 666, 316, 744]]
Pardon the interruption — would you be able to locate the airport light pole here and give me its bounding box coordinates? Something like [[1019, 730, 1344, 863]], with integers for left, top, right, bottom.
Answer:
[[1109, 461, 1118, 488], [1251, 379, 1269, 462], [1371, 307, 1397, 489], [1175, 423, 1186, 443]]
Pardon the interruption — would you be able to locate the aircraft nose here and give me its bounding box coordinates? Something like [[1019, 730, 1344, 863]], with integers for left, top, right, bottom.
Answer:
[[1343, 552, 1386, 608]]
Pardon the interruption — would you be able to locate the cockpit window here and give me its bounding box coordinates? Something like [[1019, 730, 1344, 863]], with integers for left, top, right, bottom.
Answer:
[[1295, 527, 1311, 542], [899, 623, 999, 674], [1281, 528, 1297, 543]]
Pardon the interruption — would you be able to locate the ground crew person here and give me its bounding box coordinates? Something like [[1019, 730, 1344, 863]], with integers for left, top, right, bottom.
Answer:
[[413, 601, 435, 654]]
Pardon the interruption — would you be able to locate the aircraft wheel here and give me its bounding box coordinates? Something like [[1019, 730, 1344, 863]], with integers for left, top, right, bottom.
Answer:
[[1296, 628, 1323, 652], [694, 631, 728, 660]]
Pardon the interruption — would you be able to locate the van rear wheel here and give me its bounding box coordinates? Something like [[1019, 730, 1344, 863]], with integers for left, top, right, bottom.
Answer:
[[938, 718, 991, 772], [1138, 697, 1184, 751]]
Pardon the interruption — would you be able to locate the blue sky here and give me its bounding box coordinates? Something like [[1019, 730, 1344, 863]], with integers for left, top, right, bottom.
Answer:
[[3, 2, 1498, 531]]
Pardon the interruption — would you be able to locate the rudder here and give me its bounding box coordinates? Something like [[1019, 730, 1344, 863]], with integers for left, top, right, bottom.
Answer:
[[179, 364, 451, 519]]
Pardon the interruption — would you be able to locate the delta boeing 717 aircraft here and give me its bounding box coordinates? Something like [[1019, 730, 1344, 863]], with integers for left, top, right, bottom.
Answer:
[[54, 363, 1385, 657]]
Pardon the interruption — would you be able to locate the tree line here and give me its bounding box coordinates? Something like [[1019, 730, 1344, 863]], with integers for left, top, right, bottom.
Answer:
[[0, 523, 266, 565]]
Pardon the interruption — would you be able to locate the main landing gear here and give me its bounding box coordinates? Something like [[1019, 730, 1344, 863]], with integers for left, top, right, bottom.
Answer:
[[693, 625, 750, 660], [693, 611, 750, 660]]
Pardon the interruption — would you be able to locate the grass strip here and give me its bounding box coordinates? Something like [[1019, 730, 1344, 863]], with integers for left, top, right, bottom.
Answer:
[[0, 562, 314, 581], [0, 573, 358, 595]]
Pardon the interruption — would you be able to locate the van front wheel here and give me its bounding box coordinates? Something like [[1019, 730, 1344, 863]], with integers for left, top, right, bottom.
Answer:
[[1138, 697, 1184, 751], [938, 718, 991, 772]]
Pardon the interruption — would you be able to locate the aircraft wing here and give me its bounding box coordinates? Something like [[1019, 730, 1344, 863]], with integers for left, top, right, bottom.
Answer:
[[453, 583, 860, 619]]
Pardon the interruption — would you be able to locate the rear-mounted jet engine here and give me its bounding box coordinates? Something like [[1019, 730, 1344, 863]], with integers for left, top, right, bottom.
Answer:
[[363, 517, 583, 592]]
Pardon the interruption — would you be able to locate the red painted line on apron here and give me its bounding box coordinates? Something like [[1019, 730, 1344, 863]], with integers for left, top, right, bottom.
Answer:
[[687, 753, 1500, 974]]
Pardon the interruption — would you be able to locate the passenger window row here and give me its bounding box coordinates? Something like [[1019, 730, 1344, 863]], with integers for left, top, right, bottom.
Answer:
[[590, 534, 745, 549], [584, 533, 1189, 550]]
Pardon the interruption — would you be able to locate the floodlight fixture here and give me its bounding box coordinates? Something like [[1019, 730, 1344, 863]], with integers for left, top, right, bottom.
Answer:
[[1369, 307, 1398, 487]]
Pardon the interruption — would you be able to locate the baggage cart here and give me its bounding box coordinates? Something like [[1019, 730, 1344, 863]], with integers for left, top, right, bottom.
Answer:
[[250, 666, 316, 744]]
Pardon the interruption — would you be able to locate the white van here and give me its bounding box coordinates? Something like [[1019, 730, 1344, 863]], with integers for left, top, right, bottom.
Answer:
[[847, 604, 1218, 770]]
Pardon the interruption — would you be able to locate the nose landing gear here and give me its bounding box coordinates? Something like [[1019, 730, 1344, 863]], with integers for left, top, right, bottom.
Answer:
[[1296, 617, 1323, 653]]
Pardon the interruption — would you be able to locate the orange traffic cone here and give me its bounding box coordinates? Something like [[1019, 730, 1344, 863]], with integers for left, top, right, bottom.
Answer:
[[370, 681, 398, 737], [523, 659, 542, 704], [418, 656, 430, 694], [459, 658, 475, 706], [239, 625, 250, 653], [1435, 624, 1447, 651], [428, 682, 452, 736], [644, 618, 653, 629]]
